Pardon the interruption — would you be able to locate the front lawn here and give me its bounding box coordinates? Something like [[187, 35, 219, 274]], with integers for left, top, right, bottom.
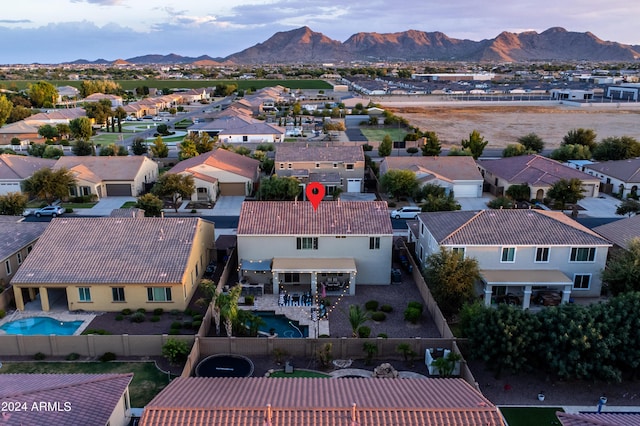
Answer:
[[499, 407, 563, 426], [0, 361, 170, 407], [61, 202, 98, 209], [360, 127, 408, 142]]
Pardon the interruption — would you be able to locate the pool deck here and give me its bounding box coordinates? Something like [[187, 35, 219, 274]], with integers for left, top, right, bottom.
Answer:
[[239, 295, 330, 338], [0, 310, 96, 336]]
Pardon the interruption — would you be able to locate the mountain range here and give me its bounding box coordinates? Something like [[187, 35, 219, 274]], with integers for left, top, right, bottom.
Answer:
[[71, 26, 640, 65]]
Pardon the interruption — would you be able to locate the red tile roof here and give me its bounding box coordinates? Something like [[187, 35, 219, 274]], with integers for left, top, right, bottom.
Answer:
[[54, 155, 154, 181], [0, 154, 56, 180], [11, 217, 211, 285], [168, 148, 259, 181], [382, 156, 483, 181], [477, 155, 598, 186], [275, 143, 365, 163], [237, 201, 393, 235], [140, 377, 504, 426], [0, 373, 132, 426]]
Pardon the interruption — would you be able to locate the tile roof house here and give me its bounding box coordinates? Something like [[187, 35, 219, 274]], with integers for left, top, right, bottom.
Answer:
[[275, 143, 366, 194], [83, 92, 124, 107], [0, 120, 42, 144], [593, 214, 640, 250], [10, 217, 215, 311], [557, 412, 640, 426], [24, 107, 86, 125], [412, 209, 611, 308], [380, 156, 484, 198], [477, 154, 601, 199], [0, 373, 133, 426], [0, 219, 48, 291], [582, 158, 640, 198], [139, 377, 504, 426], [237, 201, 393, 295], [189, 114, 285, 143], [167, 148, 260, 197], [0, 154, 57, 196], [53, 155, 159, 198]]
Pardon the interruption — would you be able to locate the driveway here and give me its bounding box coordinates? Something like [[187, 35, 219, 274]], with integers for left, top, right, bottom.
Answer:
[[211, 196, 245, 216], [73, 197, 137, 216], [457, 196, 494, 211], [577, 194, 622, 218]]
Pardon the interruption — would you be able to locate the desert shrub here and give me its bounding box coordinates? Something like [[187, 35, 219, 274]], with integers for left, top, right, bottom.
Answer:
[[377, 333, 388, 338], [182, 321, 192, 329], [184, 308, 194, 316], [364, 300, 379, 311], [34, 352, 46, 360], [170, 309, 181, 316], [162, 338, 190, 364], [100, 352, 117, 362], [371, 311, 386, 322], [245, 295, 255, 305], [136, 308, 146, 314], [357, 326, 371, 338], [380, 304, 393, 313], [404, 307, 421, 324], [168, 329, 180, 335], [81, 329, 112, 335], [130, 312, 145, 323], [121, 308, 132, 315], [407, 301, 423, 313], [192, 320, 202, 329], [115, 315, 124, 321], [150, 315, 161, 322], [171, 321, 182, 329], [192, 314, 203, 322], [66, 353, 80, 361], [0, 309, 5, 319], [153, 308, 164, 316]]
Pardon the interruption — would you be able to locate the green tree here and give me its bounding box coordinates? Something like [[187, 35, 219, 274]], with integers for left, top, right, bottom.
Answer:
[[42, 145, 64, 159], [28, 81, 58, 108], [420, 131, 441, 156], [27, 143, 47, 158], [150, 136, 169, 158], [99, 143, 128, 156], [131, 137, 148, 155], [461, 130, 488, 159], [502, 143, 533, 158], [183, 132, 214, 155], [0, 95, 13, 127], [348, 304, 370, 337], [217, 285, 241, 337], [423, 247, 480, 316], [84, 99, 113, 129], [38, 124, 59, 141], [421, 192, 461, 212], [135, 193, 163, 217], [22, 167, 76, 204], [563, 128, 597, 151], [378, 134, 393, 157], [161, 338, 190, 365], [256, 176, 301, 200], [593, 136, 640, 161], [0, 192, 28, 215], [601, 238, 640, 295], [380, 169, 419, 201], [447, 147, 473, 157], [56, 123, 70, 140], [505, 184, 531, 201], [178, 138, 199, 161], [151, 173, 195, 212], [69, 117, 93, 141], [517, 133, 545, 153], [114, 106, 127, 133], [8, 105, 32, 123], [550, 144, 592, 162], [547, 178, 585, 209], [616, 199, 640, 217], [72, 140, 94, 156]]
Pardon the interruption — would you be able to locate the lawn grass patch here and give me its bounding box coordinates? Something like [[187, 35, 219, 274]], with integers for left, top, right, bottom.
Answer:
[[268, 369, 331, 378], [61, 202, 97, 209], [121, 201, 137, 208], [0, 362, 170, 407], [360, 127, 408, 142], [499, 406, 563, 426]]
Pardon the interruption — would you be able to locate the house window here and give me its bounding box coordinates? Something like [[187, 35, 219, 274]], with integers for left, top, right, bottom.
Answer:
[[296, 237, 318, 250], [570, 247, 596, 262], [501, 247, 516, 262], [27, 245, 33, 253], [535, 247, 550, 262], [17, 252, 22, 265], [573, 274, 591, 290], [4, 260, 10, 275], [112, 287, 125, 302], [452, 247, 465, 258], [242, 136, 248, 142], [288, 163, 292, 169], [369, 237, 380, 250], [284, 273, 300, 283], [333, 163, 338, 168], [346, 164, 354, 170], [147, 287, 172, 302], [315, 163, 320, 168], [78, 287, 91, 302], [81, 186, 91, 196], [279, 163, 284, 169], [326, 185, 336, 195]]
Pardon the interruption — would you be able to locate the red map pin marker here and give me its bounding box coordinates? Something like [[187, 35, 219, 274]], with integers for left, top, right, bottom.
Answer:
[[306, 182, 325, 211]]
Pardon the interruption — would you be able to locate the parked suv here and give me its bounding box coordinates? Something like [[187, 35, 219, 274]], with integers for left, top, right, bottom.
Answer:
[[34, 205, 65, 217], [390, 206, 421, 219]]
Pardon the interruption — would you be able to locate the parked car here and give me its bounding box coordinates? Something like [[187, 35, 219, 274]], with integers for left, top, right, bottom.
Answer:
[[34, 205, 65, 217], [390, 206, 421, 219]]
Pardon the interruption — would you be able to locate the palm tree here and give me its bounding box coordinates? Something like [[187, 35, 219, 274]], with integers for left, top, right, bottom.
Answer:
[[348, 304, 370, 337], [217, 285, 241, 337]]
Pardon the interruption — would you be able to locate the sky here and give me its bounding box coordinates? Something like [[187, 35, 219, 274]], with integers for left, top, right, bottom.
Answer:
[[1, 0, 639, 64]]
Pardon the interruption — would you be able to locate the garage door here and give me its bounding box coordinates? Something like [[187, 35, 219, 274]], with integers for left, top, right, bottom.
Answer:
[[219, 182, 246, 196], [105, 184, 132, 196], [453, 184, 481, 198], [346, 179, 362, 193]]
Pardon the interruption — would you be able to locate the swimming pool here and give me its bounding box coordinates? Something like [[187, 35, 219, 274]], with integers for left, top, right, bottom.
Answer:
[[0, 317, 85, 336], [250, 311, 309, 338]]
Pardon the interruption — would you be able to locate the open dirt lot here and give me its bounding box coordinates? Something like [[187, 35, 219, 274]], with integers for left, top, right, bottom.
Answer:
[[383, 102, 640, 150]]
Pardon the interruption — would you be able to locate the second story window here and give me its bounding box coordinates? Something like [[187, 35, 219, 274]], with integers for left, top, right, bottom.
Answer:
[[346, 164, 354, 170], [452, 247, 465, 258], [297, 237, 318, 250], [369, 237, 380, 250], [535, 247, 550, 262], [501, 247, 516, 263], [570, 247, 595, 262]]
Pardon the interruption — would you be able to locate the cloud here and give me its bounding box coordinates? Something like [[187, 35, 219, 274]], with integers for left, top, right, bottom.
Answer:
[[0, 19, 31, 24], [70, 0, 124, 5]]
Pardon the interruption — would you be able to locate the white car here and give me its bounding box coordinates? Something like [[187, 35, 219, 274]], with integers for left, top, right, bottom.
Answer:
[[390, 206, 421, 219]]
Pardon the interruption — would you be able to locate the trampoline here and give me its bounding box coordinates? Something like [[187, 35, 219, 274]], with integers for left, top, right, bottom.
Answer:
[[195, 354, 255, 378]]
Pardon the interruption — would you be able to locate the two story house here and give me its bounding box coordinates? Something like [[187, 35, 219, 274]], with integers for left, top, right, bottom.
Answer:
[[237, 201, 393, 297], [413, 209, 611, 308], [275, 143, 365, 196], [0, 217, 48, 291]]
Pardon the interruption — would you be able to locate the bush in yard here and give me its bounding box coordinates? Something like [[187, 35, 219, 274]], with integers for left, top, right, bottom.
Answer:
[[182, 321, 192, 329], [115, 314, 124, 321], [407, 301, 423, 313], [168, 329, 180, 335], [162, 338, 190, 365], [364, 300, 379, 311], [66, 353, 80, 361], [150, 315, 161, 322], [192, 314, 203, 322], [357, 326, 371, 338], [130, 312, 145, 323], [34, 352, 46, 360], [192, 320, 202, 329], [153, 308, 164, 316], [100, 352, 117, 362], [371, 311, 386, 322], [171, 321, 182, 329], [121, 308, 132, 315], [0, 309, 5, 319], [404, 307, 421, 324], [380, 304, 393, 313], [136, 308, 147, 314], [377, 333, 388, 338]]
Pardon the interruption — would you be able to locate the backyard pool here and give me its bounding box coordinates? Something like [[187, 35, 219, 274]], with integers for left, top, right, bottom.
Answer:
[[250, 311, 309, 338], [0, 317, 85, 336]]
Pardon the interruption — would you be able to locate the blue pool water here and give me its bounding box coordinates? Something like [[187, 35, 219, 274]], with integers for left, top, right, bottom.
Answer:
[[0, 317, 84, 336], [250, 311, 308, 338]]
